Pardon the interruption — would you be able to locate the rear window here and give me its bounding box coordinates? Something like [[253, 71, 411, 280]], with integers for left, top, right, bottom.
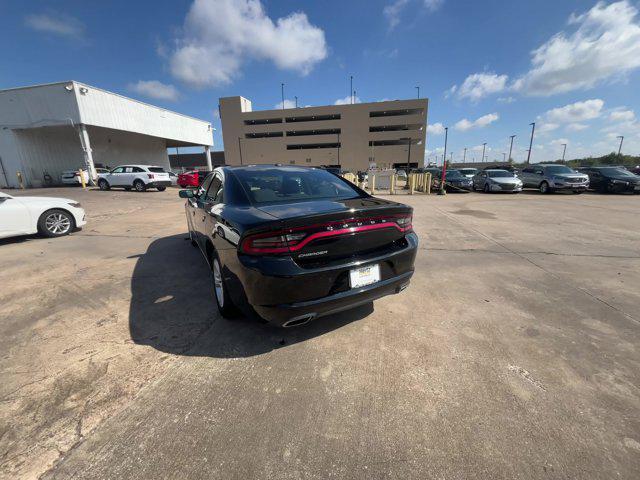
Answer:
[[148, 167, 165, 173], [232, 167, 362, 205]]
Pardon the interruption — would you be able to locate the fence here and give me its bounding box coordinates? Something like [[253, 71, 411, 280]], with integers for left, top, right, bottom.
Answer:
[[343, 171, 432, 195]]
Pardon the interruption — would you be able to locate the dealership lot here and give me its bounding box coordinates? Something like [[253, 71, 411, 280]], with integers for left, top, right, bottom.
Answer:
[[1, 188, 640, 479]]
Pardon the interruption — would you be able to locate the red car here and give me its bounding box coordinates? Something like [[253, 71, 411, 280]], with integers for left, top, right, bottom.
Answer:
[[177, 170, 211, 188]]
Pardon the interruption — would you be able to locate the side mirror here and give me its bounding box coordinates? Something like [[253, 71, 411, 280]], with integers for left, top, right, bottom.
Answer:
[[179, 189, 195, 199]]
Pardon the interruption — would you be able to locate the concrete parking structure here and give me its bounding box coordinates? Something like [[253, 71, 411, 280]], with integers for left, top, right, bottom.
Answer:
[[1, 188, 639, 479]]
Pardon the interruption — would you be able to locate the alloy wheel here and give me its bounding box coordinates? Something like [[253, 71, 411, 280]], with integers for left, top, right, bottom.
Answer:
[[45, 212, 71, 235]]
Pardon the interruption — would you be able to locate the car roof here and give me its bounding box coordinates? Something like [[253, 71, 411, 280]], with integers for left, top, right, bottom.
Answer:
[[484, 169, 509, 172]]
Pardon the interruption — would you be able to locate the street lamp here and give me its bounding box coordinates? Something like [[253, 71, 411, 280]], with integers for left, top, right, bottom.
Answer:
[[527, 122, 535, 164], [415, 86, 420, 99], [481, 143, 487, 164], [439, 127, 449, 195], [508, 135, 516, 162], [617, 136, 624, 155], [281, 83, 285, 110], [463, 147, 467, 162], [561, 143, 567, 162]]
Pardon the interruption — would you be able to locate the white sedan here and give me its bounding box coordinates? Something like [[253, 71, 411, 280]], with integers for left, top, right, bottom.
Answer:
[[0, 191, 86, 239]]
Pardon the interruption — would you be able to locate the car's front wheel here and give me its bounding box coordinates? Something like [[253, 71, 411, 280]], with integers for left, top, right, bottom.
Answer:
[[211, 254, 237, 319], [38, 209, 74, 237], [539, 181, 551, 194], [134, 180, 146, 192], [98, 179, 110, 190], [157, 186, 166, 191]]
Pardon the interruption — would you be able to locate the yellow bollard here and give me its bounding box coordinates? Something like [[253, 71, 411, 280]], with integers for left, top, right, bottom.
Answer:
[[426, 173, 432, 195], [409, 174, 415, 195], [79, 169, 87, 189], [390, 174, 395, 195], [16, 171, 24, 189], [370, 175, 375, 195]]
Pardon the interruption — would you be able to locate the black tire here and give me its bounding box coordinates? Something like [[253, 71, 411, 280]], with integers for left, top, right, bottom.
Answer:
[[539, 181, 551, 194], [98, 179, 110, 191], [37, 209, 75, 238], [210, 252, 237, 319], [157, 186, 166, 192], [483, 183, 490, 193], [573, 190, 583, 194], [134, 180, 146, 192]]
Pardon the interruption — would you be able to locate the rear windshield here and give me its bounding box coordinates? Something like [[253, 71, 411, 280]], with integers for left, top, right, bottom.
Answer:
[[232, 168, 362, 205], [446, 170, 464, 178], [148, 167, 165, 173], [487, 170, 514, 178]]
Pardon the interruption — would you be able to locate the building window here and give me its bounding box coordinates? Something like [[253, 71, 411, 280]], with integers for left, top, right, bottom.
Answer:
[[285, 114, 341, 123], [368, 139, 417, 146], [244, 118, 282, 125], [245, 132, 284, 138], [369, 108, 424, 118], [286, 128, 341, 137], [289, 160, 296, 164], [306, 158, 311, 163], [287, 142, 341, 150], [369, 124, 423, 132]]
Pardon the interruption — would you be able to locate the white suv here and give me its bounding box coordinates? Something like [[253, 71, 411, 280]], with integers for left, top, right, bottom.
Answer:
[[97, 165, 172, 192]]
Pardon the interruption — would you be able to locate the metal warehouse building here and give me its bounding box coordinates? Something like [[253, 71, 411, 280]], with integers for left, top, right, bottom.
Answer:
[[0, 81, 214, 188], [219, 96, 428, 172]]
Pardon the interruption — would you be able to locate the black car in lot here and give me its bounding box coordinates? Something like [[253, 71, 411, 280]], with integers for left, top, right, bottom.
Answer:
[[441, 169, 473, 192], [180, 165, 418, 327], [577, 166, 640, 193]]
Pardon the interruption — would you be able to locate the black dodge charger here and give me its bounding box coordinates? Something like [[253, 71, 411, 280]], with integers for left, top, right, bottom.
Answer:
[[180, 165, 418, 327]]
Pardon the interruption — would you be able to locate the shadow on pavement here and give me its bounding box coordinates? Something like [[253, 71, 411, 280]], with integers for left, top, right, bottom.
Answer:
[[129, 234, 373, 359]]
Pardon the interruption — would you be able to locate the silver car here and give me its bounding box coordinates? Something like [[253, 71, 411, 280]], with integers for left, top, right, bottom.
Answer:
[[519, 164, 589, 194], [473, 169, 523, 193]]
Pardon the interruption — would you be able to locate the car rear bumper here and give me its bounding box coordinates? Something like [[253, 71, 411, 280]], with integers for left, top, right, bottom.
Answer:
[[149, 181, 172, 187], [225, 232, 419, 327]]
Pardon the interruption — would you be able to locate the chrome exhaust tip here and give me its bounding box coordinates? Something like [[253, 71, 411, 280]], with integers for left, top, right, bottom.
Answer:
[[282, 313, 316, 328]]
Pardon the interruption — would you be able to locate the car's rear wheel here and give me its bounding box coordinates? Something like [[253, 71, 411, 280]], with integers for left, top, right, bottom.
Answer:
[[38, 209, 74, 237], [134, 180, 146, 192], [98, 179, 110, 190], [157, 186, 166, 191], [211, 254, 237, 318], [539, 181, 550, 194]]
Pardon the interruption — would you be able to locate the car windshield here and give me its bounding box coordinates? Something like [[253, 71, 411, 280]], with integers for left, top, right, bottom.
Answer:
[[233, 167, 362, 205], [597, 167, 636, 177], [446, 170, 464, 178], [459, 169, 478, 175], [148, 167, 165, 173], [487, 170, 514, 178], [544, 165, 575, 174]]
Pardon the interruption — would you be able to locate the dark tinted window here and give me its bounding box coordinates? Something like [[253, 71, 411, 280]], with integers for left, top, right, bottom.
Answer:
[[204, 175, 222, 202], [446, 170, 464, 178], [111, 167, 125, 174], [198, 173, 214, 196], [148, 167, 165, 173], [487, 170, 514, 178], [232, 167, 361, 205], [133, 167, 145, 173]]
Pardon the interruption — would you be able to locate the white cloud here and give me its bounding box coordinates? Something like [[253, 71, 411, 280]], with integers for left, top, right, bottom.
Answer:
[[24, 12, 84, 38], [609, 109, 635, 122], [545, 99, 604, 123], [498, 96, 515, 104], [513, 1, 640, 96], [274, 99, 297, 109], [128, 80, 180, 101], [384, 0, 443, 29], [566, 123, 588, 132], [536, 122, 559, 134], [334, 95, 361, 105], [427, 122, 445, 135], [449, 73, 508, 101], [454, 113, 499, 131], [169, 0, 327, 88], [549, 138, 570, 147]]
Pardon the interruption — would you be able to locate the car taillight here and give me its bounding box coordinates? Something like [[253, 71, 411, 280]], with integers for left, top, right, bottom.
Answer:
[[240, 213, 412, 255], [148, 174, 155, 179]]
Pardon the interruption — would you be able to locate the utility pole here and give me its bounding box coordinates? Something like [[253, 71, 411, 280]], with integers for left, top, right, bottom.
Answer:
[[463, 147, 467, 162], [415, 86, 420, 98], [561, 143, 567, 162], [294, 96, 298, 108], [508, 135, 516, 162], [502, 153, 506, 162], [350, 76, 353, 104], [617, 136, 624, 155], [281, 83, 285, 110], [527, 122, 535, 164], [439, 127, 449, 195], [481, 142, 487, 164]]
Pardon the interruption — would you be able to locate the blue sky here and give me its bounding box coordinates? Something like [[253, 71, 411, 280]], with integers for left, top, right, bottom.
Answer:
[[1, 0, 639, 163]]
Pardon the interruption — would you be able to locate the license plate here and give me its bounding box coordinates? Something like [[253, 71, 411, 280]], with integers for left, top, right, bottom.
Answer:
[[349, 264, 380, 289]]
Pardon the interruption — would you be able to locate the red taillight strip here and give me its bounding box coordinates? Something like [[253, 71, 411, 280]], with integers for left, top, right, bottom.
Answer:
[[240, 221, 411, 255]]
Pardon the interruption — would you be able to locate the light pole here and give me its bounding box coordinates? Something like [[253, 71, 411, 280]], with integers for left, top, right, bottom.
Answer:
[[281, 83, 285, 110], [508, 134, 516, 162], [561, 143, 567, 162], [439, 127, 449, 195], [502, 152, 506, 162], [617, 136, 624, 155], [238, 137, 244, 165], [294, 96, 298, 108], [463, 147, 467, 163], [481, 142, 487, 164], [526, 122, 535, 164], [415, 86, 420, 98], [350, 76, 353, 104]]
